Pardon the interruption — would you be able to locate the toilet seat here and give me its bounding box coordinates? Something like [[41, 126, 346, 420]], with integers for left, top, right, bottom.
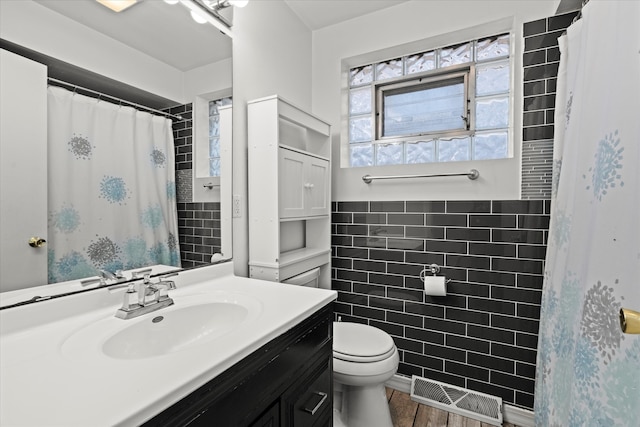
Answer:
[[333, 322, 396, 363], [333, 347, 396, 363]]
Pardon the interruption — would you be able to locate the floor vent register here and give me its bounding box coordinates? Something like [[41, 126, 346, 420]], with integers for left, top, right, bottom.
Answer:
[[410, 376, 503, 426]]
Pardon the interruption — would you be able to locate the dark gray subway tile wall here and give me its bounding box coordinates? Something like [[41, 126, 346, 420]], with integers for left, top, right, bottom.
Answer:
[[167, 103, 222, 268], [331, 200, 550, 409], [521, 10, 578, 199], [330, 14, 578, 410], [178, 202, 222, 267]]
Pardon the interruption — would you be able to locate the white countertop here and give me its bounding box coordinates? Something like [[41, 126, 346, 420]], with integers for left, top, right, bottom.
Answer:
[[0, 262, 336, 426]]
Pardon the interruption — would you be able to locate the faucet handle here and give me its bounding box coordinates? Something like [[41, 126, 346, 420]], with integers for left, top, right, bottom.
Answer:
[[131, 268, 152, 279], [156, 279, 176, 301], [99, 269, 117, 281], [158, 279, 177, 290], [121, 284, 140, 311]]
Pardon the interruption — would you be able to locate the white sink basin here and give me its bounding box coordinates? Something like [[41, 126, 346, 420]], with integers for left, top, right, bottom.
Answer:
[[61, 292, 262, 361], [104, 302, 249, 359]]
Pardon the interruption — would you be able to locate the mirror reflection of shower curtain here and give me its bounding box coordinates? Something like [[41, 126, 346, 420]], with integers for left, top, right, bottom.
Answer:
[[534, 1, 640, 426], [47, 86, 181, 283]]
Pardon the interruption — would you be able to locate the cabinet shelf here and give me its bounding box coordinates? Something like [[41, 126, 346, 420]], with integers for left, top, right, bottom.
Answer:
[[278, 143, 330, 162], [279, 214, 329, 223], [279, 247, 330, 267]]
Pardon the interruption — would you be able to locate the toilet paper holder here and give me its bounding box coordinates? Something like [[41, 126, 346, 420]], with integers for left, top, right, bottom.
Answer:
[[419, 264, 451, 283]]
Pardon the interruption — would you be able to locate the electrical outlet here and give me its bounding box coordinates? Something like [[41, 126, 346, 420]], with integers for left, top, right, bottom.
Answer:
[[233, 195, 242, 218]]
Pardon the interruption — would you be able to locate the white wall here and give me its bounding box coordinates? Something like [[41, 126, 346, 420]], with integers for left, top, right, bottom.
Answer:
[[0, 0, 231, 104], [312, 0, 559, 201], [184, 58, 234, 102], [232, 0, 312, 276]]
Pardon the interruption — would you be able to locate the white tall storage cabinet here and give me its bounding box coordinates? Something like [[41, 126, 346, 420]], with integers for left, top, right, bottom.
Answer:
[[248, 95, 331, 288]]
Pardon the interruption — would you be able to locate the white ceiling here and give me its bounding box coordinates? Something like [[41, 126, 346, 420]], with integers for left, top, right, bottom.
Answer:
[[284, 0, 409, 31], [33, 0, 232, 72], [32, 0, 409, 71]]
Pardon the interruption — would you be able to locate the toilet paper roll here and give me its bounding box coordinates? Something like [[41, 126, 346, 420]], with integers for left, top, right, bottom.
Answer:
[[423, 276, 447, 296]]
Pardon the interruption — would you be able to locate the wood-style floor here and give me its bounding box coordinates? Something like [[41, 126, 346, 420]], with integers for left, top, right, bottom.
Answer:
[[386, 388, 521, 427]]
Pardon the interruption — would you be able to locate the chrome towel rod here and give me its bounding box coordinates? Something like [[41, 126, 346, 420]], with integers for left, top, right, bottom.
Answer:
[[362, 169, 479, 184]]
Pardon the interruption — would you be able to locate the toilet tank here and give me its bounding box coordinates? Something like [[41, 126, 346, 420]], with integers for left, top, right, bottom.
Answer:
[[282, 268, 320, 288]]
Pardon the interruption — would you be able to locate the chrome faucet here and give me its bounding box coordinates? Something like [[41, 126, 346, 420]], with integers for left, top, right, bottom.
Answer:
[[99, 269, 126, 282], [115, 274, 177, 320], [81, 269, 126, 287], [99, 269, 118, 281]]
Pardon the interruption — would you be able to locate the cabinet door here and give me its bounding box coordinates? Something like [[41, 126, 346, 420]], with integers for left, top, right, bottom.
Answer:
[[279, 148, 306, 219], [279, 148, 329, 219], [282, 355, 332, 427], [305, 157, 329, 217], [249, 400, 280, 427]]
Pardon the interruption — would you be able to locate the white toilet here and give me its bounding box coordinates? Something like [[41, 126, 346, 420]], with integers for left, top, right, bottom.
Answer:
[[332, 322, 399, 427], [282, 269, 399, 427]]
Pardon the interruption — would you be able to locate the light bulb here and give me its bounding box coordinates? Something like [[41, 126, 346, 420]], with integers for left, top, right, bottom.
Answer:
[[96, 0, 139, 12], [190, 9, 208, 24], [228, 0, 248, 7], [163, 0, 179, 4]]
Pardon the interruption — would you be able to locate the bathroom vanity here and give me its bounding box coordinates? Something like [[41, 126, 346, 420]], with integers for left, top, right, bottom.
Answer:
[[148, 302, 333, 426], [0, 262, 336, 426]]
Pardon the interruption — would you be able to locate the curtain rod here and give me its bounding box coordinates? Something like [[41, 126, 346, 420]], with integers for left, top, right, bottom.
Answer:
[[47, 77, 184, 121]]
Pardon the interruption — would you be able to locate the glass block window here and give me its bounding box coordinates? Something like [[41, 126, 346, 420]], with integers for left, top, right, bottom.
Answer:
[[406, 51, 435, 75], [348, 33, 511, 167], [439, 42, 472, 68], [376, 58, 403, 81], [380, 73, 467, 137], [208, 97, 232, 176]]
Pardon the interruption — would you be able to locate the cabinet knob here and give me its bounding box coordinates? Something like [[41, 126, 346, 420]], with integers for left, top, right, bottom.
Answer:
[[304, 183, 315, 189], [28, 237, 47, 248]]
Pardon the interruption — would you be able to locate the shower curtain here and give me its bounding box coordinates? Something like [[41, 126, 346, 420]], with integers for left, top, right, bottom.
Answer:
[[47, 86, 181, 283], [534, 1, 640, 426]]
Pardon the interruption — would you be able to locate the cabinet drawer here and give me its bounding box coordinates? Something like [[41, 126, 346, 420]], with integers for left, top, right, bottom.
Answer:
[[287, 354, 332, 427]]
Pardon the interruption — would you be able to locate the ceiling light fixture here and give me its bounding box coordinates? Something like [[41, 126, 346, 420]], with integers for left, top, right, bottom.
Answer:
[[190, 9, 208, 24], [95, 0, 140, 13], [204, 0, 249, 11], [168, 0, 248, 37]]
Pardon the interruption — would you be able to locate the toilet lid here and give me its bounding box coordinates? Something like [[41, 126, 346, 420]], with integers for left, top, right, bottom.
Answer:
[[333, 322, 396, 362]]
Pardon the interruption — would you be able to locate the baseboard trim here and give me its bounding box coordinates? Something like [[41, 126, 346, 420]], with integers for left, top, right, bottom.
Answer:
[[501, 404, 534, 427], [385, 373, 411, 393], [385, 374, 534, 427]]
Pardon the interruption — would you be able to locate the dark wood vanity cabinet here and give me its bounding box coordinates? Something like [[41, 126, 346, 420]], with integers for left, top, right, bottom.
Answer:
[[144, 303, 334, 427]]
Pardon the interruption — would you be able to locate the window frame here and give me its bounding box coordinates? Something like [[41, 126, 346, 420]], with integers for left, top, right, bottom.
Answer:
[[192, 88, 231, 203], [375, 64, 475, 142]]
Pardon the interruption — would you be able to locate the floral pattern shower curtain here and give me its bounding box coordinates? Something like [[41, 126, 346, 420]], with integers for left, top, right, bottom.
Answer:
[[534, 1, 640, 426], [47, 86, 180, 283]]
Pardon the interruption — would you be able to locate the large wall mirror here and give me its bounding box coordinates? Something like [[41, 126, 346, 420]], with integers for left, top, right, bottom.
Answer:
[[0, 0, 233, 306]]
